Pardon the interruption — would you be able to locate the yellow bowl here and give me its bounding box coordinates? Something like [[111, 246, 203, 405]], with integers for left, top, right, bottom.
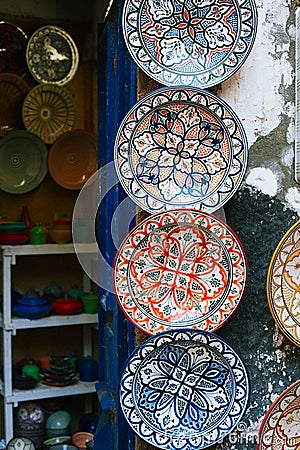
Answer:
[[49, 229, 71, 244]]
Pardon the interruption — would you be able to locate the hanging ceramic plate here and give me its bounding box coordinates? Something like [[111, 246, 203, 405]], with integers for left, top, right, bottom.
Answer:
[[257, 379, 300, 449], [120, 329, 250, 449], [26, 25, 79, 86], [0, 22, 28, 77], [22, 84, 75, 144], [122, 0, 257, 88], [48, 129, 98, 190], [267, 220, 300, 347], [114, 209, 247, 335], [0, 73, 30, 136], [114, 86, 248, 213], [0, 130, 48, 194]]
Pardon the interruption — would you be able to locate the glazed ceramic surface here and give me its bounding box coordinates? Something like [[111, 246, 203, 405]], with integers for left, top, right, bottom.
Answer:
[[0, 130, 48, 194], [120, 329, 249, 449], [122, 0, 257, 88], [257, 379, 300, 449], [267, 220, 300, 347], [48, 130, 98, 189], [114, 209, 247, 335], [0, 22, 27, 77], [114, 87, 248, 213], [0, 73, 30, 136], [26, 25, 79, 86], [6, 437, 35, 450], [22, 84, 75, 144]]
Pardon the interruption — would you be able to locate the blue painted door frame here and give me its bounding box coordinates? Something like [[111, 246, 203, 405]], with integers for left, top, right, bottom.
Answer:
[[94, 1, 137, 449]]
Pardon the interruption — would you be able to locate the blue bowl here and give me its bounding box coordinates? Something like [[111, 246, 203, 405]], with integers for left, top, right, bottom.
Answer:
[[18, 297, 48, 306], [13, 303, 52, 319]]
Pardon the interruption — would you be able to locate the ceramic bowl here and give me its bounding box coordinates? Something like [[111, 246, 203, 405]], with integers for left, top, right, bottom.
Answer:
[[43, 435, 71, 449], [13, 303, 52, 319], [51, 298, 82, 315], [46, 410, 71, 430], [80, 294, 98, 314], [46, 427, 71, 438], [48, 445, 78, 450], [49, 229, 71, 244], [71, 432, 94, 450]]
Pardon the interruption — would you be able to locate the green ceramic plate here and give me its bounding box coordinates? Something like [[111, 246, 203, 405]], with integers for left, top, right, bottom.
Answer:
[[0, 130, 48, 194]]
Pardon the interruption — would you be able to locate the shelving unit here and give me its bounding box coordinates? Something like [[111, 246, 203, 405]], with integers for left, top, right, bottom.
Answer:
[[0, 243, 98, 442]]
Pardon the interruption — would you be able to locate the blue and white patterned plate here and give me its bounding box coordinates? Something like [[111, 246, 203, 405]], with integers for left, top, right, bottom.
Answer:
[[114, 86, 248, 213], [122, 0, 257, 88], [120, 329, 250, 449]]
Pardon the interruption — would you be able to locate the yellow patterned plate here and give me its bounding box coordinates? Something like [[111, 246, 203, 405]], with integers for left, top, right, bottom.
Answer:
[[267, 220, 300, 347], [22, 83, 75, 145], [26, 25, 79, 86]]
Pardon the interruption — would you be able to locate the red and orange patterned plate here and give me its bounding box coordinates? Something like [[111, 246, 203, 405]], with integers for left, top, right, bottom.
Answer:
[[114, 209, 247, 335]]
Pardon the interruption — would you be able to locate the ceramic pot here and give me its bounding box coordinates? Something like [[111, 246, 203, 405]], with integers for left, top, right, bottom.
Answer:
[[76, 357, 98, 382]]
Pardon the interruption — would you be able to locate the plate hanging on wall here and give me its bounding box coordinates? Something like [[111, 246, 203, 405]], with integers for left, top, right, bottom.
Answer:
[[122, 0, 257, 88], [114, 208, 247, 335], [120, 329, 250, 449], [0, 130, 48, 194], [114, 86, 248, 214], [47, 129, 98, 190], [22, 83, 75, 145], [26, 25, 79, 86], [267, 220, 300, 347], [257, 379, 300, 449], [0, 73, 30, 136], [0, 21, 28, 77]]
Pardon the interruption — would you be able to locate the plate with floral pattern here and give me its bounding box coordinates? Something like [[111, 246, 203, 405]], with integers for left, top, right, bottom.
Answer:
[[26, 25, 79, 86], [114, 87, 248, 214], [120, 329, 250, 449], [267, 220, 300, 347], [257, 379, 300, 449], [114, 209, 247, 335], [122, 0, 257, 88]]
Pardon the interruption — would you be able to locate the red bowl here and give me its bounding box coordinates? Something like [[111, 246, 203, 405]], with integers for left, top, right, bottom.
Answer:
[[51, 298, 82, 315]]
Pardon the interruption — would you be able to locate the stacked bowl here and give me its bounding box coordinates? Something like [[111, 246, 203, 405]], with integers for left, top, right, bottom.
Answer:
[[13, 296, 52, 319], [49, 219, 71, 244]]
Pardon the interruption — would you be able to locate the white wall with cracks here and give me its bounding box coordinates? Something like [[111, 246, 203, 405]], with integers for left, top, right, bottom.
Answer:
[[216, 0, 300, 213]]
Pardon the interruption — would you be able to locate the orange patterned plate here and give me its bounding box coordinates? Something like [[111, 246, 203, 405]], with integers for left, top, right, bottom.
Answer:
[[267, 220, 300, 347], [48, 129, 98, 190], [22, 83, 75, 144], [114, 208, 247, 335], [0, 73, 30, 136]]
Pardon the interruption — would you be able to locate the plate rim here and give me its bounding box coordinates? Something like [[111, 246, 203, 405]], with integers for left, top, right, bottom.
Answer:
[[113, 208, 248, 335], [119, 328, 250, 449], [266, 220, 300, 347], [256, 379, 300, 449], [122, 0, 258, 88], [114, 86, 248, 214]]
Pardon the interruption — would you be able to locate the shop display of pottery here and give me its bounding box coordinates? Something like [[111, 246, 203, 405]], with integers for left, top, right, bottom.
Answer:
[[22, 83, 75, 144], [114, 208, 247, 335], [267, 220, 300, 347], [120, 329, 249, 449], [41, 355, 78, 387], [114, 86, 248, 214], [26, 25, 79, 86], [122, 0, 257, 88], [257, 379, 300, 449]]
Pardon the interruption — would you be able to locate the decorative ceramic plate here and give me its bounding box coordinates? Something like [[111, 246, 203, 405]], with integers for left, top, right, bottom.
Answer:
[[0, 73, 30, 136], [257, 379, 300, 449], [267, 220, 300, 347], [6, 437, 35, 450], [22, 84, 75, 144], [122, 0, 257, 88], [114, 87, 248, 214], [0, 22, 28, 77], [26, 25, 79, 85], [0, 130, 48, 194], [114, 209, 247, 335], [120, 329, 249, 449], [48, 129, 98, 189]]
